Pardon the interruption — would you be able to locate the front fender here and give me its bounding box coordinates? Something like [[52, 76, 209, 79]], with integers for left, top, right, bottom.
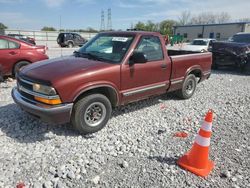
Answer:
[[72, 81, 120, 104]]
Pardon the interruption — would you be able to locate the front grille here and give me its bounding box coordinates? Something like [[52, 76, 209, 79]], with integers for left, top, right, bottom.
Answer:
[[17, 77, 35, 101], [18, 78, 33, 90], [19, 89, 34, 101]]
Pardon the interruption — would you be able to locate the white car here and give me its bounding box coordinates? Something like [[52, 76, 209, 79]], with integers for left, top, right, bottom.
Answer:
[[167, 38, 216, 52], [182, 39, 216, 52]]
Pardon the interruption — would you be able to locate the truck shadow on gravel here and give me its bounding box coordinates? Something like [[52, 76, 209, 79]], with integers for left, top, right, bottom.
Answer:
[[0, 93, 179, 143], [212, 67, 250, 76], [112, 92, 181, 118], [0, 104, 80, 143]]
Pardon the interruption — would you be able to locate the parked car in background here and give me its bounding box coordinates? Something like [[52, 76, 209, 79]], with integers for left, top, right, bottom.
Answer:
[[8, 34, 36, 45], [12, 31, 212, 134], [212, 33, 250, 70], [182, 39, 216, 52], [0, 35, 48, 78], [167, 38, 216, 53], [57, 32, 87, 48]]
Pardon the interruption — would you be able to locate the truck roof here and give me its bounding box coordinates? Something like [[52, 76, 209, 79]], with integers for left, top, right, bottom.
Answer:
[[100, 31, 161, 36]]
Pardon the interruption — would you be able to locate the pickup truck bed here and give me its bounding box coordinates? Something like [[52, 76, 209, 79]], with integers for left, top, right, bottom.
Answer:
[[12, 31, 212, 134]]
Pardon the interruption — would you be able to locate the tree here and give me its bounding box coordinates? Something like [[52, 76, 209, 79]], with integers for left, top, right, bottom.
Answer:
[[41, 26, 57, 31], [217, 12, 231, 23], [145, 20, 157, 31], [134, 21, 146, 31], [189, 12, 231, 25], [178, 11, 191, 25], [190, 12, 216, 24], [159, 20, 176, 35], [86, 27, 98, 33], [0, 23, 8, 30]]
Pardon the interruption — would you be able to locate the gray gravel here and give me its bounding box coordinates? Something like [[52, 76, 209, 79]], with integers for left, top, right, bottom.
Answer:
[[0, 52, 250, 187]]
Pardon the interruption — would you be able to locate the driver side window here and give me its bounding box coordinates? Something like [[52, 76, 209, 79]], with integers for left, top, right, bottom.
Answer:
[[135, 36, 163, 62]]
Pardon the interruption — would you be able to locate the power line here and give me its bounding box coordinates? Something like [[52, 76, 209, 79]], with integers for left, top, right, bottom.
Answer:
[[100, 10, 105, 31], [107, 8, 112, 31]]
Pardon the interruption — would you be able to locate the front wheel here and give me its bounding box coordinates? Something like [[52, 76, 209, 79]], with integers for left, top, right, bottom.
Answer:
[[71, 94, 112, 134], [176, 74, 197, 99]]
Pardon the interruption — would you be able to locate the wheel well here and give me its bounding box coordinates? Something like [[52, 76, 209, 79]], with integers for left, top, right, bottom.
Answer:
[[189, 69, 202, 82], [67, 41, 74, 45], [74, 87, 118, 107], [12, 60, 31, 76]]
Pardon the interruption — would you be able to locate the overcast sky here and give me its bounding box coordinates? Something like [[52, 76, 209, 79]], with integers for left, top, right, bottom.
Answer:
[[0, 0, 250, 30]]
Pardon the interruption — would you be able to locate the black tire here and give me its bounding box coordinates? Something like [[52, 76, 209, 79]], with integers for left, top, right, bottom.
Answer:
[[71, 94, 112, 134], [176, 74, 197, 99], [68, 42, 74, 48], [13, 61, 30, 77]]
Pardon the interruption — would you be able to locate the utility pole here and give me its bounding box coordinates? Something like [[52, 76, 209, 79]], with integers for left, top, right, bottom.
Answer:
[[107, 8, 112, 31], [100, 10, 105, 31]]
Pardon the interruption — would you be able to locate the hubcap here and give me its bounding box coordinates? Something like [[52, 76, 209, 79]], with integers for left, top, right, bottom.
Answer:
[[186, 80, 194, 95], [84, 102, 106, 127]]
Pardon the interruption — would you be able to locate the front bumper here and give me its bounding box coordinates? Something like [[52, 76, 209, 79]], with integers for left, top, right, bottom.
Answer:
[[12, 87, 73, 124]]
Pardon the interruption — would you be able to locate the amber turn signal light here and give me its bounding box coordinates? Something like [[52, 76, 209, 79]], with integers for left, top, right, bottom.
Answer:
[[34, 96, 62, 105]]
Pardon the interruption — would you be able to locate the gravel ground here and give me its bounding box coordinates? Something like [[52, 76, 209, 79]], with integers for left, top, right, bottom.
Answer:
[[0, 51, 250, 187]]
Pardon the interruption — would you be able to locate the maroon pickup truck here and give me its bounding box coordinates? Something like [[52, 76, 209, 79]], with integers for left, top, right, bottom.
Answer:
[[12, 31, 212, 134]]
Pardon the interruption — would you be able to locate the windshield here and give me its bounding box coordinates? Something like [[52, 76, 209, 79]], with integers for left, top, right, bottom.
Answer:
[[78, 33, 134, 63], [191, 40, 208, 45], [231, 34, 250, 43]]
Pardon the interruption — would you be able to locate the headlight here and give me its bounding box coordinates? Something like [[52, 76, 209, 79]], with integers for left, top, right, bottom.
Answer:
[[33, 83, 57, 95]]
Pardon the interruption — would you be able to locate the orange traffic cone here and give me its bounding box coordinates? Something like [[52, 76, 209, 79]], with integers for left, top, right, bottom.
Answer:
[[177, 110, 214, 177]]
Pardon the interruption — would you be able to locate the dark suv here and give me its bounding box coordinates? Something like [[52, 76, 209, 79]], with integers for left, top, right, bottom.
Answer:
[[57, 33, 87, 48]]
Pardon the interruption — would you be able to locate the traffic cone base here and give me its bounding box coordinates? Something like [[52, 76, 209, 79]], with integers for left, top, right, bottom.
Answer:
[[178, 154, 214, 177]]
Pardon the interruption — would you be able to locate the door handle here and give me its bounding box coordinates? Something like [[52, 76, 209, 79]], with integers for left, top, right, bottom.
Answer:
[[9, 51, 17, 55], [161, 64, 167, 69]]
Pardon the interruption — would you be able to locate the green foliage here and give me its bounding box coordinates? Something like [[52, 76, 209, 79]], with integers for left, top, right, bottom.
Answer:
[[41, 26, 57, 31], [134, 21, 146, 31], [0, 23, 8, 30], [159, 20, 177, 35], [134, 20, 176, 36]]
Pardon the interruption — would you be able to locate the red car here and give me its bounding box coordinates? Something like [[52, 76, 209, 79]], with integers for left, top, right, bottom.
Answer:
[[0, 35, 48, 78]]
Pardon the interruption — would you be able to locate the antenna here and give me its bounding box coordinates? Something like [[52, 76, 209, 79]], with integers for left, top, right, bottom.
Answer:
[[107, 8, 112, 31], [100, 10, 105, 31]]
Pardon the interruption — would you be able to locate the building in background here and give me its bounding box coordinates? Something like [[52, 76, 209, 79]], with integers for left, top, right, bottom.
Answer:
[[173, 22, 250, 41]]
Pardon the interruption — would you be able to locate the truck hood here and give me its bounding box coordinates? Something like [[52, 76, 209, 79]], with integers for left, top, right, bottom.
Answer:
[[20, 56, 112, 83], [212, 41, 250, 56]]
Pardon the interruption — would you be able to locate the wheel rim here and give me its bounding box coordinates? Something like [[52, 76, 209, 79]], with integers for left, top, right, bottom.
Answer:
[[186, 79, 195, 95], [84, 102, 106, 127]]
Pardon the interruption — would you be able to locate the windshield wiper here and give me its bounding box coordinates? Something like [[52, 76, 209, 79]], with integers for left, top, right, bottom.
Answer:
[[74, 51, 110, 62]]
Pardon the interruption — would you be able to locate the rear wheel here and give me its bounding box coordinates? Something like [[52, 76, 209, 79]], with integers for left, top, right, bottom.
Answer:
[[176, 74, 197, 99], [71, 94, 112, 134], [13, 61, 30, 77], [68, 42, 74, 48]]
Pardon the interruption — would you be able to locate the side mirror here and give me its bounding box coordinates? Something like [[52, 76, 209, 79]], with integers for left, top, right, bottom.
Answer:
[[129, 51, 147, 65]]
